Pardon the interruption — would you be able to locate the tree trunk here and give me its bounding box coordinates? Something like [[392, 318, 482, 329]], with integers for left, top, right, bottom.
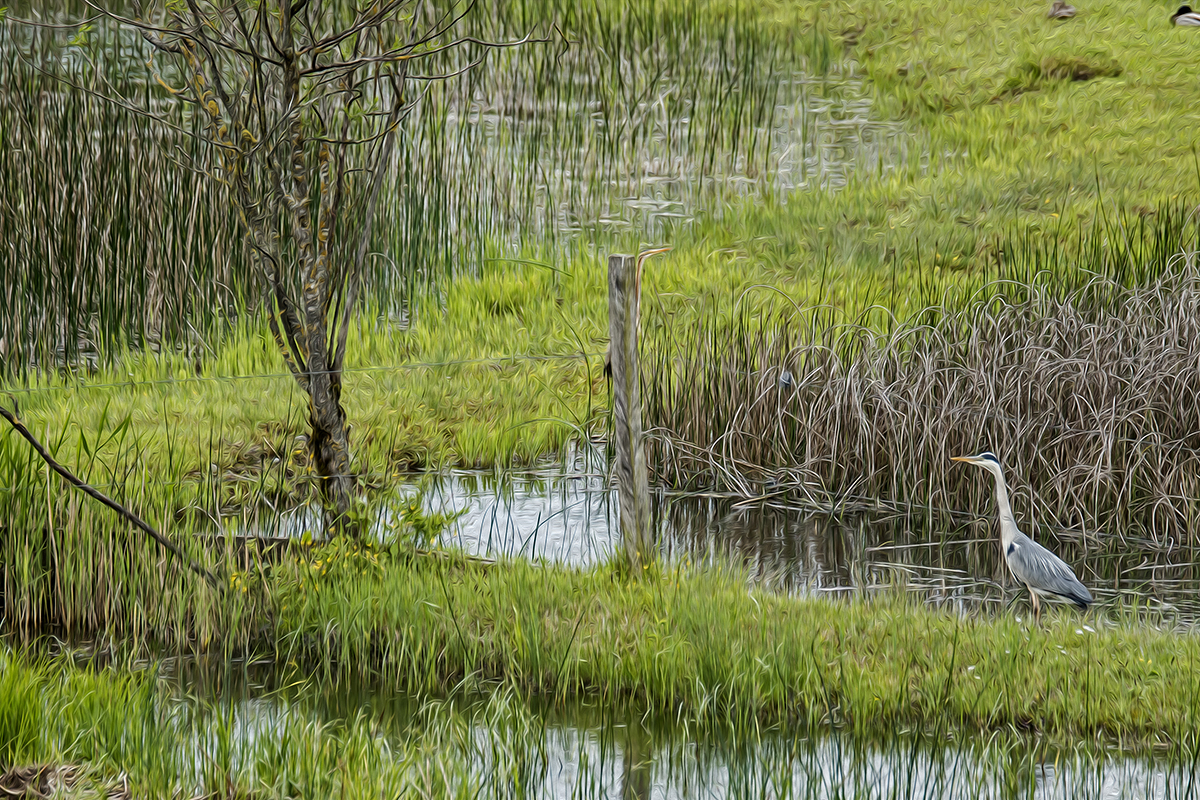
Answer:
[[307, 370, 356, 534], [129, 0, 535, 539]]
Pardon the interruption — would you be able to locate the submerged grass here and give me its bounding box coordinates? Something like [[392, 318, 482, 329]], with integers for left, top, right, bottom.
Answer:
[[0, 648, 556, 799], [6, 640, 1198, 800]]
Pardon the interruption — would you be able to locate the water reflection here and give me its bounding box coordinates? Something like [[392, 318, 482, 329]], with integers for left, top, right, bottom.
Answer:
[[168, 659, 1200, 800], [407, 469, 1200, 627], [229, 464, 1200, 626], [426, 470, 617, 565]]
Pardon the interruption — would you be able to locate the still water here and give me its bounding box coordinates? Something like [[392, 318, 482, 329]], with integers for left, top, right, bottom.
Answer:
[[158, 656, 1200, 800], [403, 468, 1200, 628], [241, 460, 1200, 628]]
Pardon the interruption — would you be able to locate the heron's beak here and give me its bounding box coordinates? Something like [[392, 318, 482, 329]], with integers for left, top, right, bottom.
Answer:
[[950, 456, 972, 463]]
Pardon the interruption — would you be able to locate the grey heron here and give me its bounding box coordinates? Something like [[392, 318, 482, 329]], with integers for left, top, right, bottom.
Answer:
[[952, 452, 1092, 622]]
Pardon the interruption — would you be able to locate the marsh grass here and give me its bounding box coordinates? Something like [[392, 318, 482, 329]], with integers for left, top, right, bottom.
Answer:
[[12, 545, 1200, 751], [6, 462, 1200, 751], [643, 224, 1200, 549], [406, 0, 825, 249], [11, 0, 1194, 487], [8, 646, 1200, 800], [0, 648, 565, 799], [6, 0, 1200, 775], [0, 23, 250, 372], [0, 0, 838, 373], [3, 202, 1199, 649]]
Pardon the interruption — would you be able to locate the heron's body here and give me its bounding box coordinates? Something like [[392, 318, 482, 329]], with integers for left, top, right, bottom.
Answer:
[[1173, 5, 1200, 24], [952, 452, 1092, 621], [1003, 531, 1091, 611]]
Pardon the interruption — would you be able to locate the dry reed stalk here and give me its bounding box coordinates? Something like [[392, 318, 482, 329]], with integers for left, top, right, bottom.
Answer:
[[645, 249, 1200, 549]]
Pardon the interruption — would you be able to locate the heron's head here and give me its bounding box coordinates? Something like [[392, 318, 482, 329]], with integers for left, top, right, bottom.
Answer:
[[951, 451, 1003, 476]]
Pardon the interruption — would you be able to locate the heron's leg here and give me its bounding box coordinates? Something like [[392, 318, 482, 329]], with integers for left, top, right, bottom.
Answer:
[[1030, 588, 1041, 625]]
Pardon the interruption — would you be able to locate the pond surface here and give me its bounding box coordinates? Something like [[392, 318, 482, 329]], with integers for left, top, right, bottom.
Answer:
[[239, 459, 1200, 628], [408, 467, 1200, 628], [158, 656, 1200, 800]]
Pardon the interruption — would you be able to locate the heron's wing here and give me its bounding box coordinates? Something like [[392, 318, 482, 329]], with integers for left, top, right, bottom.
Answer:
[[1006, 533, 1092, 608]]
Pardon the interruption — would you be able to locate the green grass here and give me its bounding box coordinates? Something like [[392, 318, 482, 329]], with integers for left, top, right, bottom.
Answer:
[[0, 648, 554, 799], [721, 0, 1200, 294], [267, 548, 1200, 746], [8, 545, 1200, 753], [2, 250, 609, 483]]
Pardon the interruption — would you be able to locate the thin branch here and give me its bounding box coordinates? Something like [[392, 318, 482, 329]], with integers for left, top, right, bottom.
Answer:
[[0, 403, 221, 589], [2, 13, 103, 29], [299, 30, 548, 77], [308, 94, 420, 146], [407, 54, 487, 82], [300, 0, 409, 55]]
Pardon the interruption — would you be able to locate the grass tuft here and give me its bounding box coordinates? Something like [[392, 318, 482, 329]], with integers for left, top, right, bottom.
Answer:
[[998, 53, 1123, 99]]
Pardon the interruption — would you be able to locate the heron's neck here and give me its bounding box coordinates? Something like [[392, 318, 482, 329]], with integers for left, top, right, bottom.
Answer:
[[991, 468, 1018, 547]]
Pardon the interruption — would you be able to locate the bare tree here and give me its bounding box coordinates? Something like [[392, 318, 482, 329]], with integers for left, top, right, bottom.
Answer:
[[84, 0, 538, 533]]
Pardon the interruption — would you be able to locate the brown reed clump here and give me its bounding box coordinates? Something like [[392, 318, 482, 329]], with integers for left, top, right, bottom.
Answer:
[[644, 248, 1200, 549]]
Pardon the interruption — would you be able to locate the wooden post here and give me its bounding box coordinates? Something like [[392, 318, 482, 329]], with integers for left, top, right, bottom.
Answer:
[[609, 253, 653, 572]]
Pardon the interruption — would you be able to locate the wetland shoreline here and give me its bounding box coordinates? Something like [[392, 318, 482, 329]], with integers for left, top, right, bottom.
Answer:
[[11, 547, 1197, 748]]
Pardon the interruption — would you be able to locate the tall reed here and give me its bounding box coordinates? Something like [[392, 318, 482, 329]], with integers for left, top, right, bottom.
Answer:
[[0, 0, 830, 371], [644, 227, 1200, 549], [0, 22, 251, 373]]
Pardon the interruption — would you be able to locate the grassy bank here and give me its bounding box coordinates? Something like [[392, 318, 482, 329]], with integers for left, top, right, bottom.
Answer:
[[11, 535, 1199, 749], [267, 549, 1200, 747]]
